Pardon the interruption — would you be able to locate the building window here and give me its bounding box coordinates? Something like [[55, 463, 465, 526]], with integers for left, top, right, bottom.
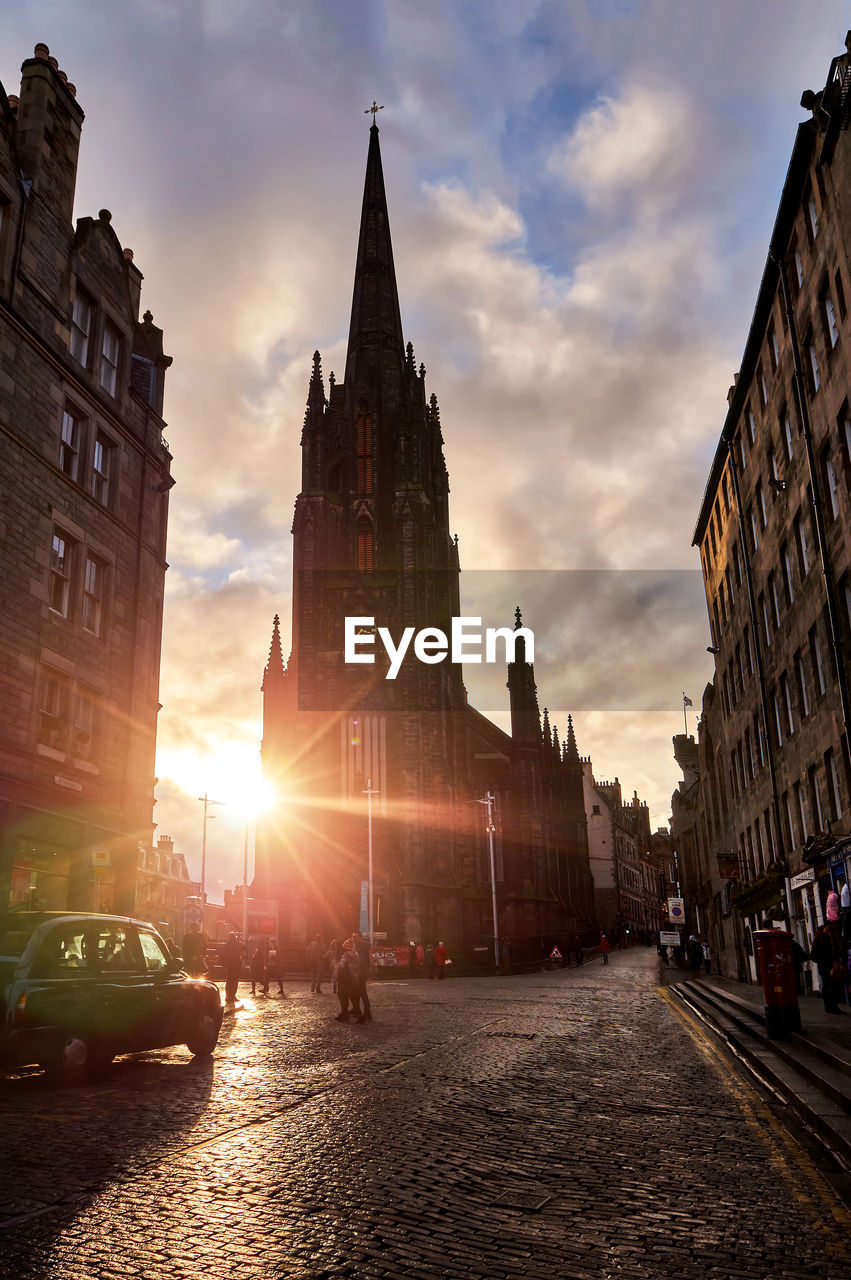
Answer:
[[60, 408, 84, 481], [795, 781, 808, 843], [807, 331, 820, 393], [749, 505, 759, 552], [781, 671, 794, 737], [794, 513, 809, 576], [356, 412, 373, 494], [769, 571, 782, 629], [809, 624, 826, 696], [808, 765, 824, 831], [769, 323, 780, 371], [38, 667, 69, 751], [757, 481, 767, 528], [747, 403, 757, 444], [839, 403, 851, 469], [795, 650, 810, 718], [781, 542, 794, 605], [722, 473, 731, 513], [760, 591, 771, 646], [356, 522, 374, 572], [807, 189, 819, 242], [82, 555, 104, 636], [70, 291, 92, 366], [91, 433, 113, 506], [824, 453, 840, 519], [754, 712, 765, 769], [758, 363, 768, 406], [73, 688, 99, 758], [738, 431, 747, 471], [49, 530, 74, 617], [733, 541, 743, 590], [783, 412, 794, 461], [773, 686, 784, 747], [744, 624, 754, 675], [100, 322, 121, 396], [835, 269, 847, 320], [822, 283, 840, 348], [826, 748, 843, 821]]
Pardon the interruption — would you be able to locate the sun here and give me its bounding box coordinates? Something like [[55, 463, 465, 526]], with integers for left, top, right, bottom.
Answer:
[[156, 740, 279, 823]]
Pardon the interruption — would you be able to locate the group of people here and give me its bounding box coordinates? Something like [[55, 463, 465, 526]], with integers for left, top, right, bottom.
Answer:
[[303, 931, 373, 1021]]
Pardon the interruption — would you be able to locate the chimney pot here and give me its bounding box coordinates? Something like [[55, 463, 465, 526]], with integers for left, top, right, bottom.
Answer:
[[48, 56, 59, 71], [66, 83, 77, 98], [58, 70, 68, 84], [98, 208, 112, 224], [33, 43, 50, 59], [124, 248, 134, 261], [7, 95, 19, 111]]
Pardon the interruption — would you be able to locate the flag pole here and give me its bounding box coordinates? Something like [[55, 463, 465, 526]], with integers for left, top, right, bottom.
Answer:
[[683, 693, 688, 735]]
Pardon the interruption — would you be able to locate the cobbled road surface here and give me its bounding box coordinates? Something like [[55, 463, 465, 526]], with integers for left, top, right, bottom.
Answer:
[[1, 948, 850, 1280]]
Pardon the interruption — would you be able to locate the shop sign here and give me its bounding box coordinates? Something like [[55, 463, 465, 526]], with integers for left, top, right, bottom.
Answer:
[[54, 775, 82, 792], [790, 868, 815, 890], [91, 849, 111, 869], [660, 931, 681, 945]]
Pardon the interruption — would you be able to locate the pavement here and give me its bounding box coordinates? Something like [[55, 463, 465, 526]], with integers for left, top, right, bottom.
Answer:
[[2, 948, 851, 1279]]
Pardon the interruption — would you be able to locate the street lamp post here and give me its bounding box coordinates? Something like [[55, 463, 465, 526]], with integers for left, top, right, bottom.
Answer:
[[363, 777, 379, 943], [242, 824, 250, 945], [197, 793, 223, 935], [475, 792, 499, 968]]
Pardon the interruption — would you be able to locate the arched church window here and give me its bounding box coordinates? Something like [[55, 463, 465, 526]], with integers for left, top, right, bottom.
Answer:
[[357, 412, 373, 494], [357, 519, 374, 572]]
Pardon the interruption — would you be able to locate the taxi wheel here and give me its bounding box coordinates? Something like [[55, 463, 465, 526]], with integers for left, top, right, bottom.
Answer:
[[42, 1031, 107, 1086], [186, 1011, 220, 1057]]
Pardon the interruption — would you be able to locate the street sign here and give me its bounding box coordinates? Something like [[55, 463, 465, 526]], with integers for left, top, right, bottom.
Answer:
[[668, 897, 685, 923], [184, 902, 202, 925], [549, 946, 563, 960], [660, 931, 681, 946]]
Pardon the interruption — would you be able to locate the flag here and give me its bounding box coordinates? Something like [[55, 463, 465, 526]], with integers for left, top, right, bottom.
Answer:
[[683, 693, 693, 707]]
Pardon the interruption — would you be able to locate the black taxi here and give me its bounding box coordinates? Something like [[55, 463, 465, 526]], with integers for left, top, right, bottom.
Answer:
[[0, 912, 224, 1084]]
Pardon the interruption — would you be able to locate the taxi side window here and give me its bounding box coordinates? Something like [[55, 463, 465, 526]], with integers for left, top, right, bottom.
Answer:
[[138, 931, 171, 973], [94, 925, 144, 974], [32, 928, 89, 978]]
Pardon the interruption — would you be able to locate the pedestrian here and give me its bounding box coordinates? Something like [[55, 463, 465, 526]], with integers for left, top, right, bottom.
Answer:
[[600, 934, 610, 966], [335, 939, 362, 1022], [415, 942, 425, 974], [306, 933, 325, 993], [408, 940, 417, 974], [434, 940, 448, 980], [181, 922, 206, 978], [840, 878, 851, 946], [352, 930, 372, 1020], [425, 943, 436, 979], [327, 938, 342, 992], [811, 923, 844, 1014], [501, 937, 511, 969], [222, 932, 243, 1006], [688, 935, 703, 974], [702, 938, 712, 977], [265, 940, 284, 995], [250, 944, 266, 996], [827, 886, 841, 925]]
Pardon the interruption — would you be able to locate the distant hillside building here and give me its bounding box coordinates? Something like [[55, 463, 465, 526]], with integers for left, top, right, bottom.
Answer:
[[0, 45, 173, 915], [688, 34, 851, 977], [583, 765, 657, 943], [255, 123, 596, 960]]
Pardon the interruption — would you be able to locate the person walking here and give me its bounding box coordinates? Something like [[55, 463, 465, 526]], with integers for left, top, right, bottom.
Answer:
[[600, 934, 610, 966], [222, 933, 243, 1006], [425, 943, 436, 980], [434, 940, 448, 980], [702, 939, 712, 977], [265, 940, 284, 995], [327, 938, 342, 993], [812, 924, 844, 1014], [181, 923, 206, 978], [408, 941, 417, 974], [352, 930, 372, 1020], [335, 940, 362, 1022], [250, 944, 266, 996], [306, 933, 325, 993]]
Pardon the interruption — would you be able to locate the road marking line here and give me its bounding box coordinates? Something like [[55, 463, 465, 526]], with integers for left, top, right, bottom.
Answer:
[[657, 986, 851, 1254]]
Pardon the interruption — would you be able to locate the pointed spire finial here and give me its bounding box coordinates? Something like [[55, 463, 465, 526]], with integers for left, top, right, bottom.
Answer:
[[514, 605, 522, 630], [565, 713, 580, 761], [365, 100, 384, 126], [263, 613, 286, 688]]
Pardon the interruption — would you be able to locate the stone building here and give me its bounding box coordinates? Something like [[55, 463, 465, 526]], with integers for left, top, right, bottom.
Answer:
[[135, 836, 198, 941], [582, 764, 657, 943], [255, 122, 596, 961], [689, 34, 851, 978], [0, 46, 172, 915]]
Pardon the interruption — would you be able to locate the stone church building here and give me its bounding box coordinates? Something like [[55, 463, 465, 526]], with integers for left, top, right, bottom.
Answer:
[[255, 122, 595, 960]]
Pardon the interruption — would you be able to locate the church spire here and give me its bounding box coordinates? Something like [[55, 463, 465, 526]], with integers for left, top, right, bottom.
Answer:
[[565, 713, 580, 761], [262, 614, 286, 689], [344, 120, 405, 396]]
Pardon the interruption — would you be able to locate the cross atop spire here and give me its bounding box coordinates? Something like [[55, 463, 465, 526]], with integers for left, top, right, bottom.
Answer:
[[365, 100, 384, 125]]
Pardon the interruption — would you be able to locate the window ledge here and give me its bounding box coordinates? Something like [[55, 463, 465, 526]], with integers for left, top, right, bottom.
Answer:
[[36, 744, 65, 761]]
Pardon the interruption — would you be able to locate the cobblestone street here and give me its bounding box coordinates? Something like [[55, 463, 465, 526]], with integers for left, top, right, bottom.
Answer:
[[2, 948, 850, 1279]]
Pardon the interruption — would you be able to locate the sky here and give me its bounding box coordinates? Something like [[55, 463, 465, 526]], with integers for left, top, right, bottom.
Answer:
[[4, 0, 851, 900]]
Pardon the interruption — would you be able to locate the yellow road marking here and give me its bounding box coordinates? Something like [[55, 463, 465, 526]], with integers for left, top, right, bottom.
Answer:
[[657, 986, 851, 1255]]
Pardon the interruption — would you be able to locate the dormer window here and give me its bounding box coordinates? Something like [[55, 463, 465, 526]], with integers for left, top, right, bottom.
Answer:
[[70, 291, 92, 366], [100, 322, 120, 396]]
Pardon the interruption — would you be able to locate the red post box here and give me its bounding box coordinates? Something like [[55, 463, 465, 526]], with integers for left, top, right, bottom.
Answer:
[[754, 928, 801, 1038]]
